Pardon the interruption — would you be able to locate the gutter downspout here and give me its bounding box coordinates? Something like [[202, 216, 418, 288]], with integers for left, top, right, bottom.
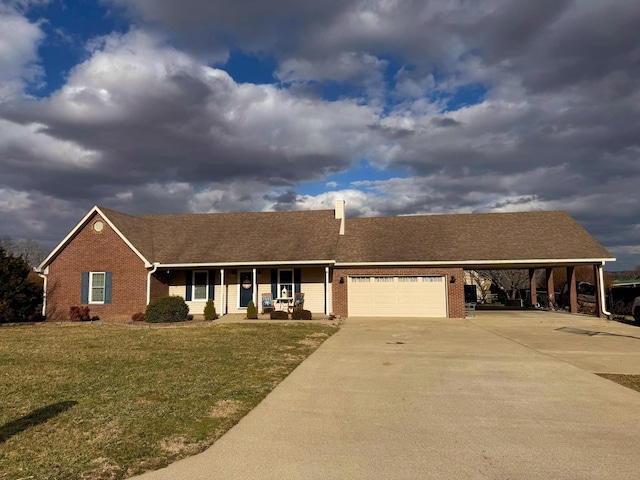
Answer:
[[37, 266, 48, 317], [598, 263, 611, 317], [146, 263, 159, 306]]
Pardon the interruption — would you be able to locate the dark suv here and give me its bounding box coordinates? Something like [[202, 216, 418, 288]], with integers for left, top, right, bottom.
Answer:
[[633, 297, 640, 323]]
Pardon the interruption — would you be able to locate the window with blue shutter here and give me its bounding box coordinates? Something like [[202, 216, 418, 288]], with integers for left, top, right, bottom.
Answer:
[[294, 268, 301, 293], [81, 272, 89, 304], [271, 269, 278, 298], [208, 270, 215, 300], [185, 270, 193, 301], [83, 271, 111, 304]]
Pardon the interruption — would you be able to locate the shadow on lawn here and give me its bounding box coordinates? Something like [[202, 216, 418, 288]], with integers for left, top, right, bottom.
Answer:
[[0, 401, 77, 444]]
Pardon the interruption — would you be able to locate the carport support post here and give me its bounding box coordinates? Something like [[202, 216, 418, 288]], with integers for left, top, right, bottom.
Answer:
[[566, 266, 578, 314], [546, 268, 555, 308], [529, 269, 537, 307], [593, 264, 605, 318]]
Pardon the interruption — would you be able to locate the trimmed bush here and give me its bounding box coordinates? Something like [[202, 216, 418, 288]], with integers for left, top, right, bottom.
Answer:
[[145, 296, 189, 323], [270, 310, 289, 320], [131, 312, 145, 322], [246, 300, 258, 319], [291, 309, 312, 320], [69, 306, 91, 322], [203, 299, 218, 320]]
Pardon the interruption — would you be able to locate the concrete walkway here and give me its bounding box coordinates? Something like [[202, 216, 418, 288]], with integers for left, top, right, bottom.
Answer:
[[132, 313, 640, 479]]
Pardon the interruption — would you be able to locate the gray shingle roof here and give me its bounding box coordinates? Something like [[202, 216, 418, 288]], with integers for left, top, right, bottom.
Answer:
[[103, 208, 341, 264], [336, 211, 612, 264], [97, 207, 612, 267]]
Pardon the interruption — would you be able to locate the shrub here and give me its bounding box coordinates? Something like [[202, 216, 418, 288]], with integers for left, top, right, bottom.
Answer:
[[291, 309, 312, 320], [0, 247, 42, 323], [131, 312, 145, 322], [69, 306, 91, 322], [270, 310, 289, 320], [203, 299, 218, 320], [246, 300, 258, 319], [145, 296, 189, 323]]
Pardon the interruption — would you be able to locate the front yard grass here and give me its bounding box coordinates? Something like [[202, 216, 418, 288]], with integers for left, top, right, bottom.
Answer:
[[0, 321, 336, 479], [598, 374, 640, 394]]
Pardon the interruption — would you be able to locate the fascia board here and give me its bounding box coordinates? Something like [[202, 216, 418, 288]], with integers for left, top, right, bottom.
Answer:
[[335, 258, 615, 267], [155, 260, 335, 268]]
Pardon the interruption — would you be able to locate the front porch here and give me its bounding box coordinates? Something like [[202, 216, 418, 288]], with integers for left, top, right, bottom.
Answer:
[[155, 265, 333, 317]]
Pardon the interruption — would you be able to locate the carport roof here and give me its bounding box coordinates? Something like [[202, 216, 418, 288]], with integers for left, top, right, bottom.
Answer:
[[336, 211, 613, 267]]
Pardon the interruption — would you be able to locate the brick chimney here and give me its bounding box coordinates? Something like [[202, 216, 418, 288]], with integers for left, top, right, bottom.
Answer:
[[335, 199, 345, 235]]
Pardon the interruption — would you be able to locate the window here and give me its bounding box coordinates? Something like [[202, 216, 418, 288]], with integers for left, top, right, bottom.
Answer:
[[193, 271, 208, 301], [398, 276, 419, 282], [374, 276, 394, 283], [351, 276, 370, 283], [278, 269, 293, 298], [89, 272, 105, 303], [422, 276, 443, 282]]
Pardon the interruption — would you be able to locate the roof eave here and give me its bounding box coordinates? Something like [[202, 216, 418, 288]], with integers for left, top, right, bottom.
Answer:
[[335, 258, 616, 268], [154, 260, 335, 268]]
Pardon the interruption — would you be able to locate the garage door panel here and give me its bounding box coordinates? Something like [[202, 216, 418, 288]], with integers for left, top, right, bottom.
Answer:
[[348, 276, 447, 317]]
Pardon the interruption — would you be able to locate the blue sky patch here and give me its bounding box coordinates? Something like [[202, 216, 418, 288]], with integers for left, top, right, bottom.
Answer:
[[25, 1, 128, 97], [221, 50, 278, 85], [297, 159, 408, 196]]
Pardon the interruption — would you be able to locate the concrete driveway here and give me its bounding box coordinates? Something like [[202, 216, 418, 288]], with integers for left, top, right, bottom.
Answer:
[[132, 312, 640, 479]]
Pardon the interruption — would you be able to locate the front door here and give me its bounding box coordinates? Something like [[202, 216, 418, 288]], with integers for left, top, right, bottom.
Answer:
[[239, 271, 253, 308]]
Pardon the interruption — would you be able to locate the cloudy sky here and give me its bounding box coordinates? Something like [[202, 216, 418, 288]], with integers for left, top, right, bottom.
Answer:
[[1, 0, 639, 269]]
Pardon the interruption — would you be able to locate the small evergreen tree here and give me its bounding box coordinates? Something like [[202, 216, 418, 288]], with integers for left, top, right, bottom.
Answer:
[[0, 247, 42, 322], [246, 300, 258, 319], [203, 299, 218, 320]]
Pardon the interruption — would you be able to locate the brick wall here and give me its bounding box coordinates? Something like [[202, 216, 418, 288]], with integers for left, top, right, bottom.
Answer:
[[332, 267, 465, 318], [45, 212, 150, 321], [150, 271, 170, 301]]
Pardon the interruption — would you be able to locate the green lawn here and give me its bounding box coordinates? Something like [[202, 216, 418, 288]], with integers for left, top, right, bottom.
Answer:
[[598, 374, 640, 394], [0, 321, 336, 479]]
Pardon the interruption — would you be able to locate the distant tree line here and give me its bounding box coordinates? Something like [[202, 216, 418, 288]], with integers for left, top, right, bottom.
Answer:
[[0, 235, 49, 267]]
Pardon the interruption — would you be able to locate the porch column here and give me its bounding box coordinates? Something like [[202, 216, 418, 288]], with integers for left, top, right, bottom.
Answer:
[[546, 268, 555, 309], [529, 269, 537, 307], [220, 269, 225, 315], [253, 268, 257, 307], [567, 266, 578, 314], [325, 266, 329, 315]]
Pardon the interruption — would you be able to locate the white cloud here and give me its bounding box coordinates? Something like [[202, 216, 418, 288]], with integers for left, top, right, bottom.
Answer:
[[0, 5, 44, 100]]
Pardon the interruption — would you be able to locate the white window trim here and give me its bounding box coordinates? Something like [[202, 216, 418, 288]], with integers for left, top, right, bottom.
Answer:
[[278, 268, 294, 299], [192, 270, 209, 301], [89, 271, 106, 304]]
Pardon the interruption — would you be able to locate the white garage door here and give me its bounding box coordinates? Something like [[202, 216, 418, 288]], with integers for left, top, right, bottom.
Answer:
[[348, 275, 447, 317]]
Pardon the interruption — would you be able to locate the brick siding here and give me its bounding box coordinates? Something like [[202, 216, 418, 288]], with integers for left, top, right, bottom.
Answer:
[[45, 213, 152, 321], [332, 267, 465, 318]]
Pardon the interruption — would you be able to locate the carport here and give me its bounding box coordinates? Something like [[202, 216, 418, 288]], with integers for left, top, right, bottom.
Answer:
[[332, 210, 615, 319], [464, 262, 611, 317]]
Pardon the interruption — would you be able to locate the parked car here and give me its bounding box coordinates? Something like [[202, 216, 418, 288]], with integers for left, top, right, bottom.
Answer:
[[633, 296, 640, 323]]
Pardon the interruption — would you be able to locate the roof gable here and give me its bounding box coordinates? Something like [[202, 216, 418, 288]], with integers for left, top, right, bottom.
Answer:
[[38, 206, 152, 271]]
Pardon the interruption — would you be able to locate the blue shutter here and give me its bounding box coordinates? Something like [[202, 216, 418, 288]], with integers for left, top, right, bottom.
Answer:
[[185, 270, 192, 301], [104, 271, 112, 304], [294, 269, 301, 293], [271, 269, 278, 298], [81, 272, 89, 304], [208, 270, 215, 300]]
